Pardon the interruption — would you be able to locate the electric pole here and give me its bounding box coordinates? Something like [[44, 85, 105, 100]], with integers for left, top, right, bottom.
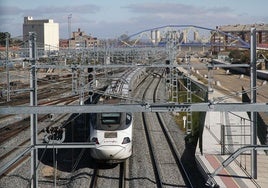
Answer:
[[5, 32, 10, 102], [68, 14, 72, 39]]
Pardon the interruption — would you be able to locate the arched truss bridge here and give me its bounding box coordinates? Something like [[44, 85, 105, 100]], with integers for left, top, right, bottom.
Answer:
[[120, 24, 250, 49]]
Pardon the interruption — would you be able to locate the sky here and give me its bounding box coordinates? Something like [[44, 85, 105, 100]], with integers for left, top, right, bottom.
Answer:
[[0, 0, 267, 39]]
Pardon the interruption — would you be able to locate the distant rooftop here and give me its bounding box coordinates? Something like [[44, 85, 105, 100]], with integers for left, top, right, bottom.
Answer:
[[218, 23, 268, 32], [24, 16, 54, 24]]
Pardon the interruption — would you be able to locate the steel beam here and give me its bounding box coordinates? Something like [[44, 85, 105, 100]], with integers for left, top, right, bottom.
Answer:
[[35, 143, 96, 149], [0, 103, 267, 114], [34, 62, 250, 69]]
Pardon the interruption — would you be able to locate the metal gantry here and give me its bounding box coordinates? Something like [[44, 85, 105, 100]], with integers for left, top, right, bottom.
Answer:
[[0, 26, 267, 187]]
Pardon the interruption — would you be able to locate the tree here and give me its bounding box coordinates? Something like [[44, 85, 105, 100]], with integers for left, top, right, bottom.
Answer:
[[118, 34, 129, 46], [229, 49, 250, 64], [118, 34, 129, 42], [11, 38, 23, 46], [0, 32, 10, 46], [241, 50, 250, 64], [229, 49, 241, 61]]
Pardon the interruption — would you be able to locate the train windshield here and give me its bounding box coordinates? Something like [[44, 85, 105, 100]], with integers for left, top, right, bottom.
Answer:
[[101, 113, 121, 124], [97, 113, 122, 131]]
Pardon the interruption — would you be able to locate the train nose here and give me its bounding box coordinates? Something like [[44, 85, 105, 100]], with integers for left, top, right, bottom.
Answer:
[[92, 144, 132, 160], [97, 146, 125, 158]]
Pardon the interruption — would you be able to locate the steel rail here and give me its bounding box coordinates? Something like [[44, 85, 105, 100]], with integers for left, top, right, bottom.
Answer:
[[89, 169, 99, 188], [141, 74, 164, 188], [119, 162, 125, 188]]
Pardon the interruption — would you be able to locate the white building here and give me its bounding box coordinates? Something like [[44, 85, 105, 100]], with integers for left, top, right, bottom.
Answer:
[[23, 16, 59, 51]]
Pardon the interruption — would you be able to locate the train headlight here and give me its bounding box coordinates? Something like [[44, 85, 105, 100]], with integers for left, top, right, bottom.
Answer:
[[122, 137, 130, 144], [92, 137, 99, 144]]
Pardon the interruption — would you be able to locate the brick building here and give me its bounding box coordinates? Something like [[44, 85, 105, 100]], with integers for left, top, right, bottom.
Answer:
[[68, 28, 99, 48], [212, 23, 268, 52]]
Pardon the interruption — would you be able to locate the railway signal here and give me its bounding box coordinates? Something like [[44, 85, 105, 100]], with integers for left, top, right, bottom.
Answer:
[[165, 59, 171, 83], [88, 67, 94, 98]]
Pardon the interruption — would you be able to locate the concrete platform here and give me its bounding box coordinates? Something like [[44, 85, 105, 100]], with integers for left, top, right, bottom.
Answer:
[[196, 90, 268, 188]]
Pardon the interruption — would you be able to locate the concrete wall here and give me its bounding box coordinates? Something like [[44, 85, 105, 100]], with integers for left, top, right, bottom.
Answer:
[[44, 23, 59, 51]]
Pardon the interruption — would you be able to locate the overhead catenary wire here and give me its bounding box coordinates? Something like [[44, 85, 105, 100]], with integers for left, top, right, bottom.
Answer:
[[210, 82, 267, 105]]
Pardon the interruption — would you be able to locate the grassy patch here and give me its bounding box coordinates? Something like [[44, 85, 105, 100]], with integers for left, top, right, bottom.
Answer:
[[174, 91, 204, 135]]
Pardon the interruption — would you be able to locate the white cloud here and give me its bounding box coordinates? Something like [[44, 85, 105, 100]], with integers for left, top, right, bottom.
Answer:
[[120, 2, 265, 33], [0, 4, 100, 17], [1, 1, 267, 38]]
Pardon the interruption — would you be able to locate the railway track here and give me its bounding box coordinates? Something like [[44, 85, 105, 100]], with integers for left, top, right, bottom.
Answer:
[[0, 94, 80, 145], [153, 79, 192, 187], [89, 162, 126, 188], [0, 76, 73, 106], [0, 112, 72, 175], [0, 95, 84, 178], [1, 67, 196, 187], [140, 69, 192, 187], [0, 75, 74, 131], [89, 168, 99, 187]]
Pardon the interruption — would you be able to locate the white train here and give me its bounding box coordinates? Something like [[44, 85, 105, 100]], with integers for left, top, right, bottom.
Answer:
[[89, 68, 146, 162]]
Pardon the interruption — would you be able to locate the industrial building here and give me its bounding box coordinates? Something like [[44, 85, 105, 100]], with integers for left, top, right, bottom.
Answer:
[[23, 16, 59, 51]]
